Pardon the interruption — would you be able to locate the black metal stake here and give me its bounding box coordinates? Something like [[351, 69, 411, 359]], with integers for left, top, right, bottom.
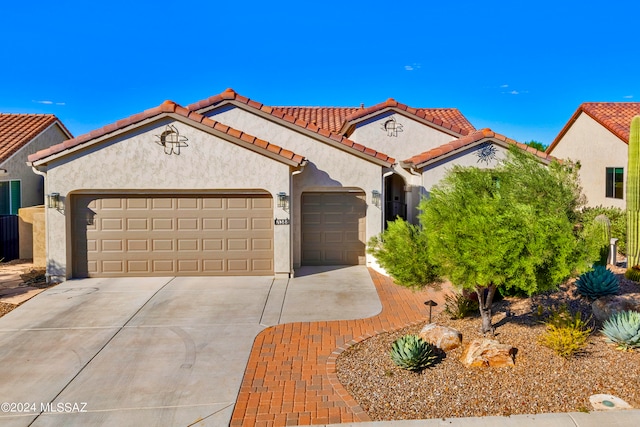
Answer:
[[424, 300, 438, 323]]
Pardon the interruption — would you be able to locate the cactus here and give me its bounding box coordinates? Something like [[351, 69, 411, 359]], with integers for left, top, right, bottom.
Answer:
[[625, 265, 640, 282], [390, 334, 438, 371], [574, 265, 619, 299], [594, 214, 611, 266], [626, 116, 640, 268], [601, 310, 640, 350]]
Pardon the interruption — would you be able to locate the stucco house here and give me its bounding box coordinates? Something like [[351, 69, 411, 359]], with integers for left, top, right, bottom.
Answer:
[[27, 89, 551, 281], [546, 103, 640, 208], [0, 114, 71, 215]]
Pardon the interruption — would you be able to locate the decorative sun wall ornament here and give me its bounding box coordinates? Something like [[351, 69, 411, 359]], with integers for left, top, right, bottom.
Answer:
[[155, 124, 189, 155], [381, 117, 403, 137], [476, 142, 498, 164]]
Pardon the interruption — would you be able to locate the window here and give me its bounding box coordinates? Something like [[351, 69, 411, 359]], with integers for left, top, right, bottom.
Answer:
[[605, 167, 624, 199], [0, 180, 21, 215]]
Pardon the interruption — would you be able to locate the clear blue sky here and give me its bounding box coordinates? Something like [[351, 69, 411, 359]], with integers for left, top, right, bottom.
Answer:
[[2, 1, 639, 147]]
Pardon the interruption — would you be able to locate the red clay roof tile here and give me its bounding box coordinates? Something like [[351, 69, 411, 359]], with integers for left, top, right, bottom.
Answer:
[[27, 101, 305, 167], [0, 114, 72, 164], [548, 102, 640, 153], [403, 128, 552, 168]]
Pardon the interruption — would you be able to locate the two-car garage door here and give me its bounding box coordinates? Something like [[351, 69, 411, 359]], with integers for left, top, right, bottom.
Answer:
[[72, 194, 274, 277]]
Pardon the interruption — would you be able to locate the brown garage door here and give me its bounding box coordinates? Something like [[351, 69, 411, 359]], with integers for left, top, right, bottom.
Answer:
[[301, 191, 366, 265], [72, 194, 274, 277]]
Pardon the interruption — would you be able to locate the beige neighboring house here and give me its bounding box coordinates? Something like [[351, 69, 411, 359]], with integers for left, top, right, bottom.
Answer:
[[0, 114, 72, 215], [28, 89, 552, 281], [547, 103, 640, 208]]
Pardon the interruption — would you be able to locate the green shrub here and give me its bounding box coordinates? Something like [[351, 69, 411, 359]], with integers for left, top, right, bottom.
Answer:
[[580, 206, 627, 257], [443, 292, 478, 319], [601, 310, 640, 350], [538, 305, 592, 358], [575, 265, 619, 299], [390, 334, 438, 371], [367, 218, 439, 288], [625, 265, 640, 283]]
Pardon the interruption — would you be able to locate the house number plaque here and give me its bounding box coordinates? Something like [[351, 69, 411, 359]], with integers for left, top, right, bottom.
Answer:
[[274, 218, 290, 225]]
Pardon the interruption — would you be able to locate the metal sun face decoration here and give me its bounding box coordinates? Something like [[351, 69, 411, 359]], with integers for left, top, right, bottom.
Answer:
[[155, 125, 189, 155], [476, 142, 498, 164], [382, 117, 403, 137]]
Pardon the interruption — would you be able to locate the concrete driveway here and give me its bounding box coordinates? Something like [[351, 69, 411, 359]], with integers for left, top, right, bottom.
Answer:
[[0, 266, 381, 427]]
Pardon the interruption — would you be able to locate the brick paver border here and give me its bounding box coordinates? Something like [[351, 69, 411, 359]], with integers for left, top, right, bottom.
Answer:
[[230, 269, 450, 427]]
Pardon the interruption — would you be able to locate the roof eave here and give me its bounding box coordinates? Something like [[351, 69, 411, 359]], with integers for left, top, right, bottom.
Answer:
[[204, 99, 395, 168]]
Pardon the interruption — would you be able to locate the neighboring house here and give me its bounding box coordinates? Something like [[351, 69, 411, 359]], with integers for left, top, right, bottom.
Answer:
[[0, 114, 72, 215], [547, 103, 640, 208], [27, 89, 551, 281]]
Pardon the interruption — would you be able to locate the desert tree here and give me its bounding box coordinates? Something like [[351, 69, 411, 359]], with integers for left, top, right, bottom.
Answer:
[[419, 147, 588, 334]]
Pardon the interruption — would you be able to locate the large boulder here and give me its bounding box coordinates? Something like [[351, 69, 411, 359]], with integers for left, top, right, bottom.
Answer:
[[419, 323, 462, 351], [592, 293, 640, 322], [460, 338, 516, 368]]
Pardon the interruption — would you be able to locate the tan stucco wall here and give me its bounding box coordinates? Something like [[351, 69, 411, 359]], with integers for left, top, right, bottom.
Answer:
[[18, 205, 45, 265], [206, 107, 384, 268], [0, 124, 68, 208], [349, 112, 459, 162], [549, 113, 627, 208], [420, 143, 510, 196], [43, 118, 292, 280]]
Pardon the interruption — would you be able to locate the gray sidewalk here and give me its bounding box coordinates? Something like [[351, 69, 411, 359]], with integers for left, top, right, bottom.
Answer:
[[305, 409, 640, 426]]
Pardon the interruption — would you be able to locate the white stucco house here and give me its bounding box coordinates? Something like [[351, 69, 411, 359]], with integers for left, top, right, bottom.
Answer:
[[27, 89, 552, 281], [0, 114, 71, 215], [547, 102, 640, 208]]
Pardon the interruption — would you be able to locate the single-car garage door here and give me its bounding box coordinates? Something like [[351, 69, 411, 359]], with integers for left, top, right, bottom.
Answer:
[[301, 191, 366, 265], [72, 194, 274, 277]]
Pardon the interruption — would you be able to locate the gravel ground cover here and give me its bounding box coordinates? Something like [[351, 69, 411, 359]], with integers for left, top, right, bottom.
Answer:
[[336, 268, 640, 421]]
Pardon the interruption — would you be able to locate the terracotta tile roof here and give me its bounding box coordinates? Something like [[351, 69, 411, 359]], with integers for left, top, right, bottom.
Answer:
[[548, 102, 640, 153], [189, 89, 395, 166], [0, 114, 71, 164], [270, 106, 360, 133], [28, 101, 305, 166], [402, 128, 553, 168], [338, 98, 476, 136]]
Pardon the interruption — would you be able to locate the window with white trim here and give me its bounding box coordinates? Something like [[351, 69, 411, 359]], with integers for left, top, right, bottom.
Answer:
[[605, 167, 624, 199], [0, 180, 21, 215]]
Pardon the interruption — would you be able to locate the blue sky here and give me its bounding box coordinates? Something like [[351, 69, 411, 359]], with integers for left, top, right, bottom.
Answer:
[[2, 1, 639, 146]]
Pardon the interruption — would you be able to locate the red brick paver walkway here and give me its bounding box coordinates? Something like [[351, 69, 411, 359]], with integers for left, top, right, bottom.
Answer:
[[230, 269, 451, 427]]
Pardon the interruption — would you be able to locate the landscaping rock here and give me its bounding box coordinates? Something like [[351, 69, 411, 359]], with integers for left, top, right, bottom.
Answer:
[[592, 293, 640, 322], [418, 323, 462, 351], [459, 338, 516, 368]]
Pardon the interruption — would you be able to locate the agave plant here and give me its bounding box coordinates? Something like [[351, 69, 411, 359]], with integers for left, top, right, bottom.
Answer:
[[390, 334, 438, 371], [575, 265, 619, 299], [601, 310, 640, 350]]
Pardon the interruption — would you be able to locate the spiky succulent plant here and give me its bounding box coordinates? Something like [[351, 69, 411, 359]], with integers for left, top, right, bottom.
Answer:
[[575, 265, 619, 299], [601, 310, 640, 350], [390, 334, 438, 371], [624, 265, 640, 283]]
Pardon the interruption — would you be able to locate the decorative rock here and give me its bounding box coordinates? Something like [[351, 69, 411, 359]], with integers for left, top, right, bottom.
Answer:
[[592, 293, 640, 322], [419, 323, 462, 351], [589, 394, 633, 411], [460, 338, 516, 368]]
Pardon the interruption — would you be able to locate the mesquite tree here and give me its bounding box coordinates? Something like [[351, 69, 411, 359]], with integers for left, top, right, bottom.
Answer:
[[627, 116, 640, 268], [420, 147, 587, 334]]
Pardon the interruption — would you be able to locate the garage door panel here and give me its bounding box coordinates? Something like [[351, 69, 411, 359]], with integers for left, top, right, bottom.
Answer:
[[301, 192, 366, 266], [152, 218, 174, 231], [73, 194, 273, 277]]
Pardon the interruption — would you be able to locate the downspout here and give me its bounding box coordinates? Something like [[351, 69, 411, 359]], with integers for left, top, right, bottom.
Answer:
[[29, 163, 52, 283], [290, 162, 306, 277]]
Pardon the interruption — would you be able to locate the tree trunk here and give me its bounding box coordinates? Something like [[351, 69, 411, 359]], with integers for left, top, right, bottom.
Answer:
[[476, 284, 497, 335]]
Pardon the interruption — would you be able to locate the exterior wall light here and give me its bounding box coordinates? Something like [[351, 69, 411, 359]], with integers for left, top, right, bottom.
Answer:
[[277, 192, 289, 210], [372, 190, 381, 208], [47, 193, 60, 210]]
